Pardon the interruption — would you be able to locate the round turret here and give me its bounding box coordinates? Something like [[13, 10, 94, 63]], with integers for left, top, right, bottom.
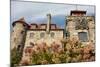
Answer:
[[11, 17, 28, 50]]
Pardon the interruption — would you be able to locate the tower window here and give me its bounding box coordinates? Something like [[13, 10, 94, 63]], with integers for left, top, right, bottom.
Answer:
[[40, 32, 45, 38], [78, 32, 88, 42], [17, 45, 21, 51], [21, 31, 24, 34], [51, 32, 55, 38]]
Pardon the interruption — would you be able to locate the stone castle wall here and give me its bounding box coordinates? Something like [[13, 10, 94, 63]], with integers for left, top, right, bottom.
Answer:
[[66, 16, 95, 44], [24, 30, 64, 47]]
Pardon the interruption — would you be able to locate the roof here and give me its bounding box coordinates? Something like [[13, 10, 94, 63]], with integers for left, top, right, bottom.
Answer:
[[30, 23, 38, 27], [28, 28, 64, 31], [12, 18, 63, 30], [12, 17, 29, 27], [30, 23, 38, 25], [70, 10, 86, 15], [29, 23, 59, 30], [29, 24, 63, 30]]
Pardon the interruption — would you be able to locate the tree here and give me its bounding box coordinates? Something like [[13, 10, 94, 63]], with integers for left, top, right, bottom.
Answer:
[[11, 48, 22, 67]]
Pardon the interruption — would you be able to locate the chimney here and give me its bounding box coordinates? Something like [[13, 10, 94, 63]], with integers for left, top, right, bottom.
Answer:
[[46, 13, 51, 33]]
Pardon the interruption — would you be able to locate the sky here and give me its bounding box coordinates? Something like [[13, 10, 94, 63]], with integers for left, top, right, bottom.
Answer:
[[11, 0, 95, 28]]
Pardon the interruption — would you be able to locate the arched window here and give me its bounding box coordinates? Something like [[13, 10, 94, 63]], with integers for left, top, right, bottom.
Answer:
[[40, 32, 45, 38], [30, 33, 34, 38], [51, 32, 55, 38]]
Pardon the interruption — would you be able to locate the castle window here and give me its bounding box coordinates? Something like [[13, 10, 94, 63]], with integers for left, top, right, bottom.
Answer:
[[30, 33, 34, 38], [30, 42, 34, 46], [21, 31, 24, 34], [66, 31, 70, 37], [78, 32, 88, 42], [51, 32, 55, 38], [40, 32, 45, 38], [17, 45, 21, 51]]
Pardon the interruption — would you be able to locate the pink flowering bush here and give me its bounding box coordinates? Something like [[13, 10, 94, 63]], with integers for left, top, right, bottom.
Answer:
[[20, 38, 95, 65]]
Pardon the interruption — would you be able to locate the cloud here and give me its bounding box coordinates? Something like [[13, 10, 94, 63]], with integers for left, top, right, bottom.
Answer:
[[11, 1, 95, 28]]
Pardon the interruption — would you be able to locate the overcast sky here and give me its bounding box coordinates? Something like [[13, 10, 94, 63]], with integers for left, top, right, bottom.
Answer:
[[11, 1, 95, 28]]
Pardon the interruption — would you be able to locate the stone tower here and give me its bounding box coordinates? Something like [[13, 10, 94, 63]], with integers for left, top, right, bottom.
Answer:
[[66, 10, 95, 44], [11, 17, 28, 50]]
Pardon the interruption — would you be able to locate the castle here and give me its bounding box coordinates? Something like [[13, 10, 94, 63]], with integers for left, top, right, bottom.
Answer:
[[11, 10, 95, 64], [66, 10, 95, 44], [11, 14, 64, 50]]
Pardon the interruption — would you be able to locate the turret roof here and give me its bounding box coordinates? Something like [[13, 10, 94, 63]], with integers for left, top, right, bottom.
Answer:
[[12, 17, 29, 27]]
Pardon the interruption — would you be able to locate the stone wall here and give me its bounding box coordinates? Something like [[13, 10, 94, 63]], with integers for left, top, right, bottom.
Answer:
[[66, 16, 95, 44], [24, 30, 64, 47]]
